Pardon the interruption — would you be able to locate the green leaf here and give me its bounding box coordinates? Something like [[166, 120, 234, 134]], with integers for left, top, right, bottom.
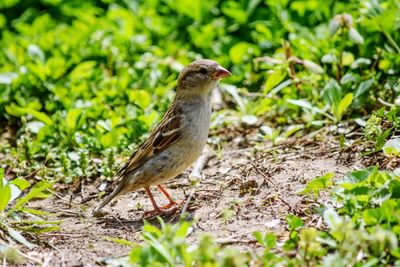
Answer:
[[323, 208, 342, 230], [343, 167, 376, 184], [363, 208, 383, 225], [138, 111, 158, 128], [354, 79, 374, 98], [287, 99, 335, 120], [298, 172, 334, 196], [129, 246, 143, 263], [5, 104, 53, 125], [303, 60, 324, 74], [264, 69, 286, 94], [13, 181, 53, 210], [0, 184, 11, 211], [286, 215, 303, 231], [129, 90, 151, 110], [229, 42, 251, 64], [70, 61, 96, 81], [323, 79, 342, 108], [221, 1, 248, 24], [100, 132, 114, 148], [11, 178, 31, 191], [142, 222, 162, 237], [264, 233, 277, 248], [348, 27, 364, 44], [6, 225, 36, 249], [142, 232, 174, 264], [383, 138, 400, 156], [241, 114, 258, 125], [337, 93, 353, 120], [174, 221, 190, 240], [0, 72, 18, 84], [253, 231, 264, 245], [0, 168, 4, 188], [27, 44, 45, 63], [66, 109, 81, 129]]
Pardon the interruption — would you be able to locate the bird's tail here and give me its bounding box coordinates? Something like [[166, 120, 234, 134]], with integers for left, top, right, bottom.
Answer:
[[93, 182, 125, 214]]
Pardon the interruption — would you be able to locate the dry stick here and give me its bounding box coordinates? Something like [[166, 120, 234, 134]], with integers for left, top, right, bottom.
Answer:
[[250, 162, 307, 216], [111, 215, 130, 231], [211, 87, 225, 110], [22, 157, 48, 179], [42, 251, 52, 267], [250, 162, 279, 189], [15, 250, 43, 265], [190, 146, 212, 179], [41, 232, 87, 238], [278, 195, 307, 217], [42, 239, 65, 267], [4, 154, 19, 177], [216, 238, 258, 245], [215, 230, 259, 245], [179, 148, 212, 218]]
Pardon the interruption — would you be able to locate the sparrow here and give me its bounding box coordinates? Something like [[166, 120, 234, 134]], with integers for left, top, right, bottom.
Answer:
[[94, 59, 231, 216]]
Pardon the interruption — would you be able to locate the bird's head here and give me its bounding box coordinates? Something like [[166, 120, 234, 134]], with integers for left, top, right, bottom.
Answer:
[[176, 59, 231, 99]]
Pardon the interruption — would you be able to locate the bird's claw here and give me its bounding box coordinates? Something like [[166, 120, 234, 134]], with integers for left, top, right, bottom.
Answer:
[[160, 201, 178, 210], [143, 208, 164, 218], [143, 200, 185, 218]]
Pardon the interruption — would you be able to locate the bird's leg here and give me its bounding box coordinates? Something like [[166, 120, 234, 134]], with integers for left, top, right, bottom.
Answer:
[[143, 187, 163, 217], [157, 184, 179, 210]]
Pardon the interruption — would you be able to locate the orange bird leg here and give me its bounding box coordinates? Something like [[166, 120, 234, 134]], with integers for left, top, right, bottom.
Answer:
[[144, 187, 163, 217], [157, 185, 178, 210]]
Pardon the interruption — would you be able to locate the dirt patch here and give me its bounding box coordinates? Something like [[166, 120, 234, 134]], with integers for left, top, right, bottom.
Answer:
[[22, 137, 359, 266]]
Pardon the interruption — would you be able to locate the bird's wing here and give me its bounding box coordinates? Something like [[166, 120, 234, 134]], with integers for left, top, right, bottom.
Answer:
[[114, 103, 184, 178]]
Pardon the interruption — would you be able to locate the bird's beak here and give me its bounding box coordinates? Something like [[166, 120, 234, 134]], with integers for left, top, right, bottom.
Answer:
[[212, 66, 231, 80]]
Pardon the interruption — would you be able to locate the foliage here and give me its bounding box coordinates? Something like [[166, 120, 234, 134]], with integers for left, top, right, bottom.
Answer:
[[128, 219, 251, 267], [0, 0, 399, 182], [0, 167, 58, 260]]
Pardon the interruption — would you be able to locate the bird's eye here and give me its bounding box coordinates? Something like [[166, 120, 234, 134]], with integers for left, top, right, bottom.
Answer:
[[199, 67, 208, 75]]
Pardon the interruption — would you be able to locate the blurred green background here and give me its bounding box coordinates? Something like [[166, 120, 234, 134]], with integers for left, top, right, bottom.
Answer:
[[0, 0, 399, 181]]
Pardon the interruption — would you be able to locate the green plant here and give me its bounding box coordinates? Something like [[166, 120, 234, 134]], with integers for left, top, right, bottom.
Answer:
[[128, 218, 251, 267], [0, 168, 57, 250]]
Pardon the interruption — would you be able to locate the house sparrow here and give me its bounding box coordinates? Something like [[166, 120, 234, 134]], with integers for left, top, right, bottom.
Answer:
[[94, 59, 231, 216]]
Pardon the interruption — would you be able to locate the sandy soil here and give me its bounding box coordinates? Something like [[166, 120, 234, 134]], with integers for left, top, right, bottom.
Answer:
[[20, 135, 360, 266]]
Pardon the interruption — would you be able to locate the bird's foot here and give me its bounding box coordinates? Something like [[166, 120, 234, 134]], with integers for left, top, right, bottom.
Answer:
[[160, 201, 179, 210], [143, 208, 164, 218]]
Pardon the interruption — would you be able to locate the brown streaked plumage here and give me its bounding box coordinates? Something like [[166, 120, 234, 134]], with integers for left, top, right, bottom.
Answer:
[[94, 59, 231, 216]]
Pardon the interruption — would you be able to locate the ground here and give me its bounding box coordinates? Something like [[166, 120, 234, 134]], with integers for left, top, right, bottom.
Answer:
[[22, 132, 360, 266]]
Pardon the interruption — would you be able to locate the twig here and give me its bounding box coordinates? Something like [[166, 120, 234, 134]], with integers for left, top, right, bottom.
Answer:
[[16, 250, 43, 265], [112, 215, 130, 231], [40, 233, 87, 238], [180, 188, 196, 218], [250, 162, 279, 189], [212, 87, 225, 110], [47, 243, 65, 267], [22, 157, 48, 180], [80, 194, 98, 204], [277, 195, 307, 216], [42, 251, 53, 267], [378, 97, 395, 107], [4, 154, 19, 177], [216, 238, 257, 245], [190, 147, 212, 179], [215, 230, 258, 245]]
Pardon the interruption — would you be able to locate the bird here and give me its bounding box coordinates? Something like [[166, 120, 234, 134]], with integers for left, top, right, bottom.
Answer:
[[94, 59, 231, 216]]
